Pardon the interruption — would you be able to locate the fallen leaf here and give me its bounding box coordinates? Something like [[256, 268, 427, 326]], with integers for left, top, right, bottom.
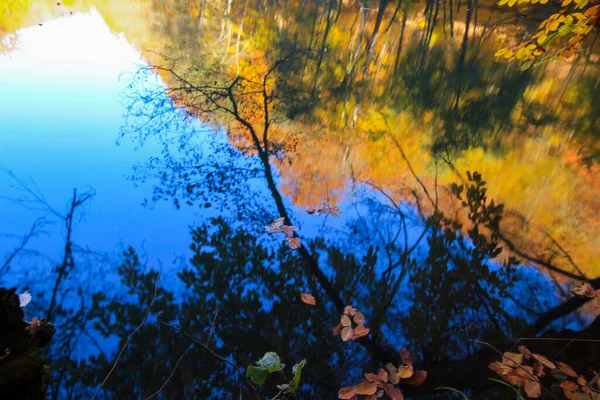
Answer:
[[344, 306, 357, 316], [365, 373, 383, 384], [341, 327, 354, 342], [280, 225, 297, 236], [400, 347, 413, 366], [525, 381, 541, 398], [558, 362, 578, 378], [316, 201, 342, 217], [384, 384, 404, 400], [502, 352, 523, 367], [286, 236, 301, 250], [338, 386, 357, 399], [515, 365, 536, 381], [353, 324, 370, 338], [532, 353, 556, 370], [341, 315, 352, 327], [571, 281, 597, 298], [576, 376, 587, 386], [500, 372, 522, 386], [265, 217, 285, 232], [534, 363, 546, 378], [489, 361, 512, 376], [356, 381, 378, 395], [386, 364, 400, 384], [560, 380, 579, 391], [332, 324, 342, 336], [353, 311, 366, 324], [300, 293, 316, 306], [397, 365, 414, 379], [404, 370, 427, 386], [377, 369, 389, 383], [518, 345, 532, 360]]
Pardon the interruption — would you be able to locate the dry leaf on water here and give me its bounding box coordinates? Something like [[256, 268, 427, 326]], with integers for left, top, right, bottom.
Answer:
[[341, 327, 354, 342], [525, 381, 541, 398], [332, 325, 342, 335], [532, 353, 557, 370], [557, 362, 578, 378], [518, 345, 532, 360], [397, 365, 414, 379], [404, 370, 427, 386], [560, 380, 579, 392], [300, 293, 316, 306], [356, 381, 378, 396], [280, 225, 297, 236], [365, 373, 384, 384], [341, 315, 352, 327], [386, 364, 400, 384], [344, 305, 357, 316], [489, 361, 512, 376], [502, 352, 523, 367], [384, 384, 404, 400], [286, 236, 301, 250], [400, 347, 413, 366], [265, 217, 285, 232], [571, 281, 597, 298], [353, 311, 366, 324], [377, 369, 389, 382], [353, 324, 370, 338], [338, 386, 357, 399]]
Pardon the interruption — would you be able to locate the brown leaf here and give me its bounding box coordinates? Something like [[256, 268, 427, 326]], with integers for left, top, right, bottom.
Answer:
[[317, 201, 342, 217], [400, 347, 413, 366], [384, 384, 404, 400], [403, 370, 427, 386], [377, 369, 389, 383], [307, 209, 316, 215], [265, 217, 285, 232], [532, 353, 556, 370], [300, 293, 316, 306], [576, 376, 587, 386], [518, 345, 532, 360], [515, 365, 536, 380], [571, 281, 597, 298], [397, 365, 414, 379], [353, 324, 370, 338], [341, 315, 352, 327], [500, 372, 522, 386], [356, 381, 378, 396], [365, 396, 377, 400], [503, 352, 523, 367], [338, 386, 357, 399], [525, 381, 541, 398], [560, 380, 580, 392], [557, 362, 578, 378], [386, 364, 400, 384], [280, 225, 297, 236], [489, 361, 512, 376], [534, 363, 546, 378], [365, 373, 383, 384], [341, 327, 354, 342], [286, 236, 301, 250], [353, 311, 366, 324], [344, 306, 357, 316], [332, 324, 342, 336]]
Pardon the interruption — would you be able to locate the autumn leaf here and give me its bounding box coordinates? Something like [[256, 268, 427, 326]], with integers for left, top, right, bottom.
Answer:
[[353, 324, 370, 338], [377, 369, 389, 383], [518, 345, 532, 360], [300, 293, 316, 306], [560, 380, 579, 391], [502, 352, 523, 367], [280, 225, 297, 236], [386, 364, 400, 384], [338, 386, 357, 399], [384, 384, 404, 400], [532, 353, 557, 369], [525, 381, 542, 398], [265, 217, 285, 232], [400, 347, 413, 366], [286, 236, 301, 250], [356, 381, 378, 395], [341, 315, 352, 327], [403, 370, 427, 386], [571, 281, 597, 298], [353, 311, 366, 324], [500, 372, 523, 386], [576, 376, 587, 386], [344, 305, 357, 316], [315, 201, 342, 217], [341, 327, 354, 342], [397, 365, 414, 379], [557, 362, 578, 378], [365, 373, 384, 384], [489, 361, 512, 376], [332, 324, 342, 336]]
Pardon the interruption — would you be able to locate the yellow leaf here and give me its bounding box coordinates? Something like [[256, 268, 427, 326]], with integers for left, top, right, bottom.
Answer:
[[495, 48, 507, 57], [397, 365, 414, 379], [562, 0, 573, 5], [537, 33, 548, 44], [508, 0, 517, 6], [356, 381, 378, 396]]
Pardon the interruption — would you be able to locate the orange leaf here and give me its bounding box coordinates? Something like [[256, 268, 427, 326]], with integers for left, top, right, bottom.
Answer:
[[384, 384, 404, 400], [525, 381, 541, 398], [286, 236, 301, 250], [265, 217, 285, 232], [385, 364, 400, 384], [300, 293, 316, 306], [560, 380, 579, 391], [571, 281, 597, 298], [341, 315, 352, 327], [400, 347, 413, 366], [353, 311, 366, 324], [532, 354, 556, 370], [397, 365, 414, 379], [341, 327, 354, 342], [338, 386, 357, 399], [503, 352, 523, 367], [576, 376, 587, 386], [403, 370, 427, 386], [356, 381, 378, 395], [500, 372, 523, 386], [518, 345, 532, 360], [353, 324, 370, 338], [377, 368, 389, 383], [365, 373, 383, 384], [344, 306, 357, 316], [280, 225, 297, 236], [558, 362, 578, 378], [489, 361, 512, 376], [332, 324, 342, 335]]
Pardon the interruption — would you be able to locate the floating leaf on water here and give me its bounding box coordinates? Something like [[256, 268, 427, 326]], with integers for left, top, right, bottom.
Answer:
[[559, 380, 579, 391], [525, 381, 541, 398], [286, 236, 301, 250], [341, 327, 353, 341], [353, 311, 366, 324], [338, 386, 357, 399], [518, 345, 532, 359], [280, 225, 297, 236], [384, 384, 404, 400], [365, 373, 383, 384], [344, 305, 357, 316], [357, 381, 378, 395], [246, 351, 285, 385], [18, 292, 31, 308], [332, 324, 342, 336], [300, 293, 316, 306], [400, 347, 413, 366], [285, 359, 306, 394], [265, 217, 285, 232], [341, 315, 352, 327], [489, 361, 512, 376], [404, 370, 427, 386], [386, 364, 400, 384], [532, 353, 557, 370], [571, 281, 597, 298], [397, 365, 414, 379], [353, 324, 370, 338], [377, 369, 389, 383], [502, 352, 523, 367], [557, 362, 578, 378]]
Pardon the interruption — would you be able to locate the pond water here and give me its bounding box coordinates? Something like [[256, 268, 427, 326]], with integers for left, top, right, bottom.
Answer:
[[0, 0, 598, 399]]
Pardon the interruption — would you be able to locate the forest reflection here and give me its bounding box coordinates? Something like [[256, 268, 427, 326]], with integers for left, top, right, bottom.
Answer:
[[1, 0, 599, 399]]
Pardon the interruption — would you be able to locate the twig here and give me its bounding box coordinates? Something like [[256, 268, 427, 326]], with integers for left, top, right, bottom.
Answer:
[[518, 337, 600, 343], [206, 308, 219, 346], [145, 349, 188, 400], [92, 272, 161, 400]]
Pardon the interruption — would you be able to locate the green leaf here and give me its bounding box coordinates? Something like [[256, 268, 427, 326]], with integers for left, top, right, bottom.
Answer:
[[246, 352, 285, 385], [287, 359, 306, 394]]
